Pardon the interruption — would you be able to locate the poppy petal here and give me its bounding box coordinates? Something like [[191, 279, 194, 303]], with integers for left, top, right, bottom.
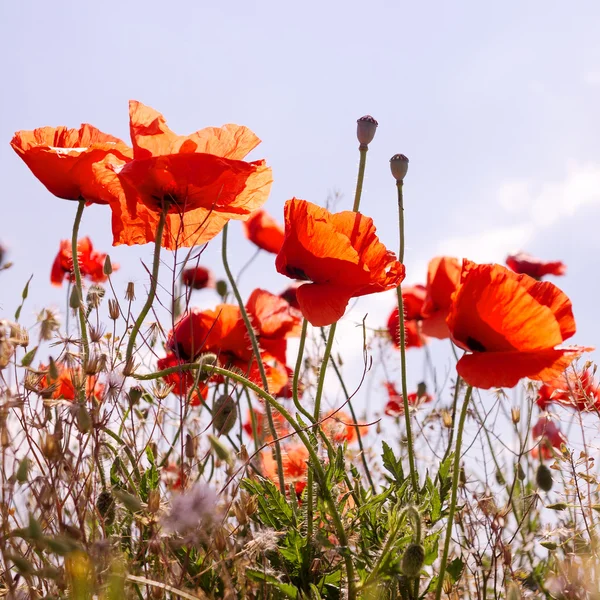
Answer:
[[295, 283, 355, 327]]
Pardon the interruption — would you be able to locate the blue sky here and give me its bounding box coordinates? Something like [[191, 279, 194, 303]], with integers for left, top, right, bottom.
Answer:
[[1, 1, 600, 411]]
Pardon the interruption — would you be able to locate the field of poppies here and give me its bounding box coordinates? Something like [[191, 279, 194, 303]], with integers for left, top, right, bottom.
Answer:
[[1, 102, 599, 599]]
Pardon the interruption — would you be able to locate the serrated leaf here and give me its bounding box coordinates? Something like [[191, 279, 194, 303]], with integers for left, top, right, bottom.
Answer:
[[447, 556, 464, 582], [20, 346, 37, 367], [382, 441, 404, 483]]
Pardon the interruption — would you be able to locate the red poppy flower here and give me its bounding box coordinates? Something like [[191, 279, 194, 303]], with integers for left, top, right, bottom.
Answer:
[[386, 286, 429, 350], [11, 125, 131, 204], [167, 304, 288, 394], [243, 407, 289, 441], [50, 237, 117, 286], [279, 284, 301, 310], [181, 266, 215, 290], [506, 252, 566, 279], [275, 199, 405, 326], [531, 416, 566, 459], [384, 382, 433, 417], [156, 352, 209, 407], [322, 410, 369, 444], [243, 209, 285, 254], [275, 365, 305, 400], [110, 101, 273, 250], [38, 363, 104, 402], [421, 257, 461, 339], [262, 443, 309, 494], [447, 260, 591, 389], [536, 369, 600, 412]]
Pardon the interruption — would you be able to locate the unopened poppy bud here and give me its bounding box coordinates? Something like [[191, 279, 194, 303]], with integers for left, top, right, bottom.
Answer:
[[401, 543, 425, 577], [185, 433, 196, 459], [127, 386, 143, 405], [390, 154, 409, 182], [441, 409, 453, 428], [356, 115, 378, 148], [536, 464, 553, 492], [516, 462, 526, 481], [96, 490, 116, 525], [16, 458, 30, 483], [416, 381, 427, 397], [495, 469, 506, 485], [213, 395, 237, 436], [216, 280, 228, 299], [239, 444, 249, 463], [77, 404, 92, 433], [213, 528, 227, 553], [103, 255, 113, 276], [147, 489, 161, 514], [125, 282, 135, 302], [208, 434, 232, 465], [511, 407, 521, 424], [69, 286, 81, 310], [41, 433, 60, 462], [48, 357, 59, 381], [108, 299, 120, 320]]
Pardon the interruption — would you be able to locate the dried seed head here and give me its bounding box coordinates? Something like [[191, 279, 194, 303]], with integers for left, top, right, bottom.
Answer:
[[103, 255, 113, 276], [511, 406, 521, 424], [390, 153, 409, 182], [150, 381, 173, 400], [108, 299, 120, 320], [356, 115, 378, 147], [401, 543, 425, 577], [96, 490, 116, 525], [123, 356, 138, 377], [185, 433, 196, 459], [83, 354, 102, 376], [86, 285, 105, 310], [38, 308, 60, 341], [441, 409, 453, 428], [536, 464, 553, 492], [76, 405, 92, 434], [147, 489, 161, 514], [239, 444, 249, 463], [125, 282, 136, 302], [506, 581, 522, 600], [88, 325, 105, 344], [213, 527, 228, 553]]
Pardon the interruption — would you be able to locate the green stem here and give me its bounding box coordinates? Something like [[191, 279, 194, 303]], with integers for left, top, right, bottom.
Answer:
[[313, 322, 336, 422], [125, 209, 167, 368], [292, 320, 316, 423], [352, 146, 368, 212], [221, 223, 285, 493], [396, 181, 419, 498], [71, 200, 89, 366], [435, 385, 473, 600]]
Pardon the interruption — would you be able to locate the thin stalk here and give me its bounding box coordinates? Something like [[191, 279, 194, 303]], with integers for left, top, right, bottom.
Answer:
[[396, 181, 419, 498], [435, 385, 473, 600], [352, 146, 368, 212], [71, 199, 89, 365], [221, 223, 285, 492], [292, 319, 315, 423], [125, 209, 167, 367]]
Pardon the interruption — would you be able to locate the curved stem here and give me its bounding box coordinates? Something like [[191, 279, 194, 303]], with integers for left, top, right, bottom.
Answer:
[[221, 223, 285, 492], [396, 181, 419, 498], [352, 146, 368, 212], [435, 385, 473, 600], [71, 199, 89, 366], [313, 322, 336, 421], [125, 209, 167, 367]]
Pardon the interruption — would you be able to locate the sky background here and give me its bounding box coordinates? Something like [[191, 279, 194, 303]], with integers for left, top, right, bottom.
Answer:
[[1, 1, 600, 446]]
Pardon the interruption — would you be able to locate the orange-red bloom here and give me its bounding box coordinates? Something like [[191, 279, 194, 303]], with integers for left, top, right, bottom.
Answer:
[[243, 209, 285, 254], [156, 352, 209, 407], [181, 266, 214, 290], [262, 443, 309, 496], [38, 363, 104, 402], [536, 369, 600, 412], [275, 199, 405, 326], [506, 252, 566, 280], [531, 416, 566, 459], [387, 285, 428, 349], [279, 284, 301, 310], [447, 260, 590, 389], [384, 382, 433, 417], [10, 125, 131, 204], [110, 101, 273, 249], [50, 237, 116, 286], [322, 410, 369, 444], [421, 257, 461, 339], [243, 407, 289, 441]]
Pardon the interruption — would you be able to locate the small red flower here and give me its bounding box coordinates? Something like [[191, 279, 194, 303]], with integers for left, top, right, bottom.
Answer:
[[156, 352, 208, 407], [38, 363, 104, 402], [181, 266, 215, 290], [506, 252, 566, 280], [10, 124, 131, 204], [243, 407, 289, 442], [536, 369, 600, 412], [50, 237, 117, 286], [384, 382, 433, 416], [275, 199, 405, 326], [447, 260, 591, 389], [421, 257, 461, 339], [322, 410, 369, 444], [262, 443, 309, 494], [243, 209, 285, 254], [531, 416, 566, 459]]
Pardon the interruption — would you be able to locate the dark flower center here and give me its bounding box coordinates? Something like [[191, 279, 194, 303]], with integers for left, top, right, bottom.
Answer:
[[466, 336, 486, 352], [286, 266, 311, 281]]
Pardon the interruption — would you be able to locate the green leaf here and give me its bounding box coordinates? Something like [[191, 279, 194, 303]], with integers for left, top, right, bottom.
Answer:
[[245, 569, 298, 598], [20, 346, 37, 367], [382, 441, 404, 483], [447, 556, 464, 583], [14, 275, 33, 321], [242, 478, 295, 529]]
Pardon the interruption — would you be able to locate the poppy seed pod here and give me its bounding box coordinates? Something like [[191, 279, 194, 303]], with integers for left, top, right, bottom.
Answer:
[[213, 395, 238, 436], [536, 464, 553, 492], [390, 154, 409, 182], [357, 115, 378, 147], [401, 542, 425, 577]]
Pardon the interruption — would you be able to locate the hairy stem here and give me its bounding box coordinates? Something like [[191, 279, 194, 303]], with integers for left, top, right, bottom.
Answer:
[[71, 199, 89, 367]]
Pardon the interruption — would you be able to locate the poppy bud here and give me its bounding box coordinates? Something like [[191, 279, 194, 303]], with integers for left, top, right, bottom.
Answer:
[[216, 279, 228, 299], [511, 407, 521, 424], [127, 386, 143, 405], [108, 299, 120, 320], [125, 282, 135, 302], [185, 433, 196, 459], [390, 154, 409, 182], [69, 286, 81, 310], [48, 357, 60, 381], [16, 457, 30, 483], [536, 464, 553, 492], [401, 542, 425, 577], [147, 489, 161, 514], [76, 404, 92, 433], [441, 409, 453, 428], [356, 115, 378, 148], [96, 490, 116, 525], [516, 462, 526, 481], [213, 394, 237, 436], [495, 469, 506, 485], [103, 255, 113, 276]]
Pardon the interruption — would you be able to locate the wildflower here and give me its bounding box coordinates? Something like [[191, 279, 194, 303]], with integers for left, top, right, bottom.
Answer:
[[447, 260, 590, 389], [536, 369, 600, 412], [384, 382, 433, 416], [162, 484, 218, 533], [110, 101, 273, 249], [50, 237, 117, 286], [242, 407, 289, 442], [279, 284, 301, 310], [155, 353, 208, 407], [387, 291, 428, 349], [10, 124, 131, 204], [531, 416, 566, 459], [181, 266, 214, 290], [506, 251, 566, 279], [275, 199, 404, 326], [261, 443, 309, 496], [322, 410, 369, 444], [243, 209, 285, 254], [420, 256, 461, 339], [37, 362, 104, 402]]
